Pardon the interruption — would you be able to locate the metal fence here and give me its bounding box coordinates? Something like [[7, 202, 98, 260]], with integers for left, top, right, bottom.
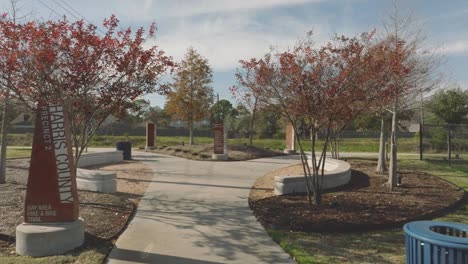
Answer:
[[8, 124, 215, 138], [95, 125, 214, 137], [420, 124, 468, 162]]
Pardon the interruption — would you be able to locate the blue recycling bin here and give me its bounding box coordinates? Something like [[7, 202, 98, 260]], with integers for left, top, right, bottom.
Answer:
[[404, 221, 468, 264], [116, 141, 132, 160]]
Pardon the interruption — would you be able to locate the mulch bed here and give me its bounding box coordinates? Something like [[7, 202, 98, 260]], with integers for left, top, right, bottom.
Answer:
[[150, 144, 285, 161], [0, 184, 134, 256], [249, 159, 465, 232], [0, 158, 151, 257]]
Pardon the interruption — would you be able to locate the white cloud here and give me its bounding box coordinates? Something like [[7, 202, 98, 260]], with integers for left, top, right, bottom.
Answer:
[[146, 13, 332, 71], [438, 40, 468, 55], [116, 0, 323, 20], [22, 0, 348, 71]]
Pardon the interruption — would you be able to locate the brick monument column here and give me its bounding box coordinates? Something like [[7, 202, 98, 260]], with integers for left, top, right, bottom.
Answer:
[[212, 123, 228, 160], [16, 105, 84, 257], [146, 122, 156, 150], [284, 123, 296, 154]]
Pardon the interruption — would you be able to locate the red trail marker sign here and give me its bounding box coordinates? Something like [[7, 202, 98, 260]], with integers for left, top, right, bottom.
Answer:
[[146, 122, 155, 149], [285, 123, 295, 151], [213, 123, 224, 154]]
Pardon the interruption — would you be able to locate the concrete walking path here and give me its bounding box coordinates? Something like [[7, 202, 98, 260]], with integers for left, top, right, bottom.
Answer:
[[107, 151, 300, 264]]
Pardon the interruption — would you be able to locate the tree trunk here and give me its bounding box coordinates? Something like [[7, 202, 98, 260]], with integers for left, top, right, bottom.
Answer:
[[376, 117, 388, 173], [223, 127, 228, 155], [331, 131, 340, 160], [316, 151, 326, 205], [447, 126, 452, 166], [248, 115, 254, 146], [189, 119, 194, 145], [248, 98, 257, 146], [388, 104, 398, 190], [331, 138, 337, 159], [0, 92, 9, 184], [310, 129, 318, 206], [333, 141, 338, 159], [336, 138, 340, 160]]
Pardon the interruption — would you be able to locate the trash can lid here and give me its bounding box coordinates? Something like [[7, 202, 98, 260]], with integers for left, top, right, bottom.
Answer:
[[404, 221, 468, 248]]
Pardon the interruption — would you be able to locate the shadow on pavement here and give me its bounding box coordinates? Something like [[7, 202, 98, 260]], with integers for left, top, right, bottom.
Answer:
[[118, 178, 271, 191], [108, 247, 223, 264], [108, 151, 297, 263], [131, 197, 294, 263]]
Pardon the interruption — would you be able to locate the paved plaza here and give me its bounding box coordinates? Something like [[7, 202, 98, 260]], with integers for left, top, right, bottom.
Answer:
[[107, 151, 300, 264]]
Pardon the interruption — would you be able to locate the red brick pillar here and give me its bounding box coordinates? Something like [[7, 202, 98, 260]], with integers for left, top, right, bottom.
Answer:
[[284, 123, 296, 154], [213, 123, 224, 154], [146, 122, 155, 150]]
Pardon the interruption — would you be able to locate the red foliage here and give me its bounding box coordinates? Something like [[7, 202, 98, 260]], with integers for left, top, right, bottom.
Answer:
[[0, 15, 175, 113], [0, 15, 175, 159], [236, 32, 397, 133]]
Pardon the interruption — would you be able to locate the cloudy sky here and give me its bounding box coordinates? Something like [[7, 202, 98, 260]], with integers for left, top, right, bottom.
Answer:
[[1, 0, 467, 107]]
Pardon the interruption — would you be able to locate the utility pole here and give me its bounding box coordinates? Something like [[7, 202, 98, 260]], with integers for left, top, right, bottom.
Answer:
[[419, 92, 424, 160], [216, 93, 220, 123]]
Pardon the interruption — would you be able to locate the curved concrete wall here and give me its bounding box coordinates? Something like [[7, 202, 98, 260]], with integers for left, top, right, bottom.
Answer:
[[77, 151, 123, 168], [274, 158, 351, 195], [77, 168, 117, 193], [76, 151, 122, 193]]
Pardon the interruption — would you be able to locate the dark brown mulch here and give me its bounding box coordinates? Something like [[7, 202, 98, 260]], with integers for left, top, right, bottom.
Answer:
[[0, 159, 152, 256], [227, 145, 286, 161], [0, 185, 134, 255], [249, 159, 465, 233], [149, 144, 285, 161]]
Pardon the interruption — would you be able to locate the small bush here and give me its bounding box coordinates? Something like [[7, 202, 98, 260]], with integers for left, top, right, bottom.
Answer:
[[273, 132, 285, 140]]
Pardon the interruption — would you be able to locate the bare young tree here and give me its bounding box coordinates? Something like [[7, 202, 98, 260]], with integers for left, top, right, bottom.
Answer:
[[232, 68, 260, 146], [381, 0, 443, 189]]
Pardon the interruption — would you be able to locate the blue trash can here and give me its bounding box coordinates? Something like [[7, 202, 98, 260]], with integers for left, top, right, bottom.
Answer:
[[404, 221, 468, 264], [116, 141, 132, 160]]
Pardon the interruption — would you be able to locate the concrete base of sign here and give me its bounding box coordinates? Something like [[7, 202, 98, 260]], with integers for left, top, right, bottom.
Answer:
[[145, 146, 156, 151], [283, 149, 297, 155], [77, 151, 123, 168], [212, 153, 228, 161], [16, 218, 85, 257], [274, 158, 351, 195], [76, 168, 117, 193]]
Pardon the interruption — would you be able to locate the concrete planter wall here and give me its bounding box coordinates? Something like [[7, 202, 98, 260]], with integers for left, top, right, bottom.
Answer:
[[77, 151, 123, 168], [76, 151, 123, 193], [76, 169, 117, 193], [274, 158, 351, 195]]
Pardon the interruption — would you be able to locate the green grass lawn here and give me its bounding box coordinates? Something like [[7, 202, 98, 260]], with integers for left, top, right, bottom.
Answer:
[[229, 137, 420, 153], [269, 157, 468, 264], [6, 148, 31, 159], [4, 133, 430, 154], [90, 135, 214, 148], [400, 158, 468, 190], [1, 135, 466, 263], [0, 247, 108, 264]]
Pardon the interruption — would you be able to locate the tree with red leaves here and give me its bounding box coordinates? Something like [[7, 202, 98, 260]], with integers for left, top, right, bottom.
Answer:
[[237, 32, 391, 206], [0, 0, 32, 183], [0, 15, 174, 169]]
